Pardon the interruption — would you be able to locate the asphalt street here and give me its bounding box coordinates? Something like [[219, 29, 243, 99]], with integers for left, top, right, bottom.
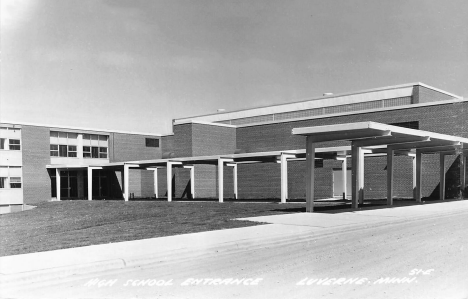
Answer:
[[5, 207, 468, 299]]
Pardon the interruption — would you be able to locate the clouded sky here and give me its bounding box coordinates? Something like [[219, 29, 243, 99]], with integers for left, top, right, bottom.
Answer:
[[1, 0, 467, 135]]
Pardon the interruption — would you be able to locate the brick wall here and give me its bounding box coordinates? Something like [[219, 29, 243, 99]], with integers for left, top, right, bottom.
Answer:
[[173, 124, 193, 157], [170, 123, 236, 198], [22, 125, 51, 204], [161, 135, 174, 155], [192, 123, 236, 156], [413, 85, 456, 104], [235, 101, 467, 199], [109, 132, 161, 198], [110, 133, 162, 162]]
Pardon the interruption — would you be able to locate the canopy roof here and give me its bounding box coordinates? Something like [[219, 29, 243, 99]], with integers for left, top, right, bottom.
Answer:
[[293, 121, 468, 154]]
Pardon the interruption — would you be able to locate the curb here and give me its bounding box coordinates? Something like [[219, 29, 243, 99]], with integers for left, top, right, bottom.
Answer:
[[2, 207, 467, 291]]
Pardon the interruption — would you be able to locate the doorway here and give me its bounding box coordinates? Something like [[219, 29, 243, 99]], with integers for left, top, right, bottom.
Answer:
[[84, 170, 109, 198], [60, 171, 78, 198], [333, 169, 351, 198]]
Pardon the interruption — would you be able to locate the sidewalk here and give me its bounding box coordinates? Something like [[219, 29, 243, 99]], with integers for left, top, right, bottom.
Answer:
[[1, 200, 467, 289]]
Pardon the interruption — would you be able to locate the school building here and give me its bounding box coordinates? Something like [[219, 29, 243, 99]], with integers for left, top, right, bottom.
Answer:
[[1, 82, 466, 213]]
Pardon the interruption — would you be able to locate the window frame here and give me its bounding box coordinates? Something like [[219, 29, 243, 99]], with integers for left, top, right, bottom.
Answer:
[[68, 145, 77, 157], [59, 144, 68, 157], [145, 138, 160, 148], [9, 139, 21, 150], [99, 147, 108, 158], [9, 177, 22, 188], [50, 144, 59, 157]]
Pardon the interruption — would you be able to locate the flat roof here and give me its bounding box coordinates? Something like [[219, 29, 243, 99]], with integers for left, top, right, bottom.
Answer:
[[1, 121, 162, 137], [174, 82, 462, 125]]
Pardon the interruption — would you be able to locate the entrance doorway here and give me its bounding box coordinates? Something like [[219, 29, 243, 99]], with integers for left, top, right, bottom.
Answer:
[[84, 170, 109, 198], [60, 171, 78, 198], [333, 169, 351, 198]]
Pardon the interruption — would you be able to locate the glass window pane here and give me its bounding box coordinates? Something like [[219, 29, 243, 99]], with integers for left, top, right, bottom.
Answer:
[[91, 147, 99, 158], [50, 151, 58, 157], [83, 153, 91, 158], [0, 177, 5, 188], [59, 145, 67, 157], [145, 138, 159, 147], [0, 138, 4, 149], [9, 139, 21, 150], [99, 147, 108, 158], [67, 133, 78, 139], [99, 135, 107, 141], [50, 131, 58, 138], [68, 152, 77, 157], [68, 145, 77, 151], [10, 177, 21, 188], [91, 135, 98, 141], [50, 145, 58, 150], [59, 132, 67, 138], [83, 134, 90, 140]]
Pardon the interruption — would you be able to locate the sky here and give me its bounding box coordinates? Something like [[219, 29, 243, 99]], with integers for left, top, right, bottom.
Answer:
[[1, 0, 467, 135]]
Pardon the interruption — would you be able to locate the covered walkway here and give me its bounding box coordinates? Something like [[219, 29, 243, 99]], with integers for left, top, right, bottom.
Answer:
[[293, 122, 468, 212], [46, 122, 467, 211]]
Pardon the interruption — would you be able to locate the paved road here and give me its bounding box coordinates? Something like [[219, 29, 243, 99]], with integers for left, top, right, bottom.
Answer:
[[5, 210, 468, 299]]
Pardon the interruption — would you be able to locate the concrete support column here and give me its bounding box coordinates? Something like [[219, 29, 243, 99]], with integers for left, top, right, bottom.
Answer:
[[153, 169, 158, 199], [217, 159, 233, 202], [167, 164, 172, 202], [351, 143, 364, 209], [227, 163, 238, 200], [341, 158, 347, 200], [87, 167, 93, 201], [359, 149, 365, 205], [415, 150, 422, 203], [387, 148, 394, 206], [123, 164, 130, 202], [412, 156, 417, 199], [56, 168, 61, 201], [460, 151, 465, 199], [166, 162, 182, 202], [305, 136, 316, 212], [218, 159, 224, 203], [183, 165, 195, 199], [280, 153, 288, 203], [440, 153, 446, 200]]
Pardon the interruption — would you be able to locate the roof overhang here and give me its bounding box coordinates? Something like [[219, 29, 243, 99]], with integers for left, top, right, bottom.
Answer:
[[292, 122, 468, 154]]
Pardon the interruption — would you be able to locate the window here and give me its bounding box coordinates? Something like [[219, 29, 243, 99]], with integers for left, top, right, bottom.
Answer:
[[99, 147, 108, 158], [92, 146, 99, 158], [10, 177, 22, 188], [0, 138, 4, 149], [0, 177, 5, 188], [50, 131, 78, 157], [146, 138, 159, 148], [68, 145, 77, 157], [50, 145, 58, 156], [59, 145, 68, 157], [9, 139, 21, 150], [83, 146, 91, 158]]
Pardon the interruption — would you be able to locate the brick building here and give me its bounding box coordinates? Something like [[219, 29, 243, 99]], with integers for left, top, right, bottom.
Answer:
[[1, 82, 466, 212]]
